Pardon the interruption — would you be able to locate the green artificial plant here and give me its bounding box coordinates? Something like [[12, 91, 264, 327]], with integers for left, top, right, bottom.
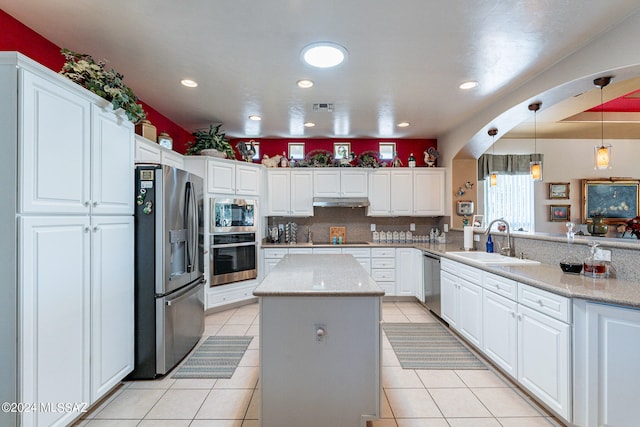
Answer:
[[59, 48, 146, 123], [187, 124, 236, 159]]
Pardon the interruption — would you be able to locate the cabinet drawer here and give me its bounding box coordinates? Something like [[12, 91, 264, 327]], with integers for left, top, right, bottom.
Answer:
[[207, 286, 256, 307], [371, 268, 395, 282], [371, 257, 395, 269], [371, 248, 395, 258], [442, 259, 482, 284], [263, 248, 288, 259], [377, 282, 395, 296], [342, 247, 371, 258], [312, 247, 342, 254], [518, 283, 570, 323], [483, 272, 517, 301], [288, 248, 313, 254]]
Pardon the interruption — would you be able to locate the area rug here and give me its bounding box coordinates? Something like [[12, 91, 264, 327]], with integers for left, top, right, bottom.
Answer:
[[172, 336, 253, 379], [382, 323, 487, 370]]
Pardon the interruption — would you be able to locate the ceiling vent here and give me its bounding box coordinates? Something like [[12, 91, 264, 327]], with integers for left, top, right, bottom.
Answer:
[[313, 103, 334, 113]]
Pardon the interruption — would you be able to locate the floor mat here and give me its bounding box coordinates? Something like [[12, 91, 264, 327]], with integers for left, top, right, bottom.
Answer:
[[382, 323, 487, 369], [172, 336, 253, 379]]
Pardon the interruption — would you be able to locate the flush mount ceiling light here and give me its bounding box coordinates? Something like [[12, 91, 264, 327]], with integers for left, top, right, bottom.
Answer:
[[297, 79, 314, 88], [459, 80, 478, 90], [248, 115, 262, 121], [301, 42, 347, 68], [528, 102, 543, 182], [304, 122, 315, 127], [488, 128, 498, 187], [180, 79, 198, 88], [397, 121, 410, 128], [594, 76, 613, 170]]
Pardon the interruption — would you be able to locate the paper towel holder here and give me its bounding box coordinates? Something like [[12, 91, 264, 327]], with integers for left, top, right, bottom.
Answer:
[[456, 201, 474, 216]]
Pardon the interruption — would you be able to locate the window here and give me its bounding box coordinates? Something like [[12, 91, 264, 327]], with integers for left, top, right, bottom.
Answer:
[[288, 142, 305, 160], [484, 174, 534, 232], [379, 142, 396, 160]]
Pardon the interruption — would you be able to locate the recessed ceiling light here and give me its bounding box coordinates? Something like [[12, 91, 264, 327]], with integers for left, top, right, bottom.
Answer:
[[459, 80, 479, 90], [397, 121, 410, 128], [248, 115, 262, 121], [297, 79, 314, 88], [304, 122, 315, 127], [301, 42, 347, 68], [180, 79, 198, 88]]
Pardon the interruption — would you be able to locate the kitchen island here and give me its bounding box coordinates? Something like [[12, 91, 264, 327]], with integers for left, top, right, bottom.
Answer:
[[253, 254, 384, 427]]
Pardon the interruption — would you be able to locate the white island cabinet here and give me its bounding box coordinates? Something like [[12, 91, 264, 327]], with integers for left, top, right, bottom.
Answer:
[[254, 254, 383, 427]]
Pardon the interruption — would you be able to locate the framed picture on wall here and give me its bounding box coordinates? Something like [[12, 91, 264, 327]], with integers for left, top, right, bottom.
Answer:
[[334, 142, 351, 159], [472, 215, 484, 229], [548, 182, 570, 199], [549, 204, 571, 222], [582, 179, 640, 222]]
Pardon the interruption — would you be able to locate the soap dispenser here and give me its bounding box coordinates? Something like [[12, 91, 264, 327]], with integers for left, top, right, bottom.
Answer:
[[486, 234, 494, 253]]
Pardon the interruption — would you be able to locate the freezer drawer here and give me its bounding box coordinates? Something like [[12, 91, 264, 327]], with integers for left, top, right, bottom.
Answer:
[[156, 280, 204, 375]]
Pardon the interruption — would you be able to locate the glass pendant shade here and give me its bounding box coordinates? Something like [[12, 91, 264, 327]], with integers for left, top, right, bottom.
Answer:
[[594, 144, 612, 170], [530, 161, 543, 181], [490, 172, 497, 187]]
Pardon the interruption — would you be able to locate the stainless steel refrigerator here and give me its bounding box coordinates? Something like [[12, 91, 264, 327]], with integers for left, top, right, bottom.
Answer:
[[131, 164, 205, 379]]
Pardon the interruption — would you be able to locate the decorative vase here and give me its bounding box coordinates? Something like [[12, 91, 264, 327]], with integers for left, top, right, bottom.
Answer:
[[587, 215, 608, 236], [200, 148, 227, 158]]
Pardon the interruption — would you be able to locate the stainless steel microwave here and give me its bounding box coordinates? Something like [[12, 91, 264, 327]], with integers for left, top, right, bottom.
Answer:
[[210, 198, 257, 233]]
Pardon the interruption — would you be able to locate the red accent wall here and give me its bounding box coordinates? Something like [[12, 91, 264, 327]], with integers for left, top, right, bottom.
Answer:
[[0, 9, 193, 153], [1, 10, 438, 159], [229, 138, 438, 167]]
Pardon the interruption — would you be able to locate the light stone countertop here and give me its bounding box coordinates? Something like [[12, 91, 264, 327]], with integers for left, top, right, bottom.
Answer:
[[260, 241, 640, 308], [253, 254, 384, 297]]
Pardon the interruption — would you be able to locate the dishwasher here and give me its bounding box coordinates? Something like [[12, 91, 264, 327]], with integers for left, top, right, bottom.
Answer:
[[423, 252, 441, 317]]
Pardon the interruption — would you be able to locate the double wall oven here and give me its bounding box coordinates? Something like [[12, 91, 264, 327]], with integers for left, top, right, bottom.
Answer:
[[210, 198, 258, 286]]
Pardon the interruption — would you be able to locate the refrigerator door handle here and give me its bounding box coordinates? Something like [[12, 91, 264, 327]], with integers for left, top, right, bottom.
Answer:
[[184, 181, 196, 273]]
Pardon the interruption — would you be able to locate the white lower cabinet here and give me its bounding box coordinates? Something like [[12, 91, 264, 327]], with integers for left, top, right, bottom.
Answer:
[[20, 215, 134, 426], [371, 248, 396, 295], [395, 247, 416, 296], [440, 260, 483, 348], [482, 290, 518, 378], [573, 300, 640, 427]]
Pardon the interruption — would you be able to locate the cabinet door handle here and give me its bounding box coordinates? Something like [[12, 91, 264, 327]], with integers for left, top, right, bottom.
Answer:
[[517, 313, 522, 321], [537, 299, 544, 306], [496, 284, 501, 290], [84, 201, 90, 207], [93, 226, 99, 232], [93, 201, 98, 208], [84, 226, 91, 233], [510, 311, 516, 318]]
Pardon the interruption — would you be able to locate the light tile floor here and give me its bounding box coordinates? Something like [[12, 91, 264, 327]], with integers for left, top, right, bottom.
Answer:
[[74, 301, 565, 427]]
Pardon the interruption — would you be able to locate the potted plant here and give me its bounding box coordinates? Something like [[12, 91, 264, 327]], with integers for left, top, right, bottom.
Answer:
[[59, 48, 146, 124], [187, 124, 236, 159]]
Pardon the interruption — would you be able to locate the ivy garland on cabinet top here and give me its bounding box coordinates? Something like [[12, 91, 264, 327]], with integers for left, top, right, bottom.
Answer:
[[59, 48, 147, 124]]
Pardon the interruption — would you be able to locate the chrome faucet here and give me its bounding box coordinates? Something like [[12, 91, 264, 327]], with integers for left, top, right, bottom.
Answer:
[[485, 219, 512, 257]]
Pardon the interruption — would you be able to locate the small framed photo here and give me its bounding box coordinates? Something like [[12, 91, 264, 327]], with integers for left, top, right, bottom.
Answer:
[[334, 142, 351, 160], [472, 215, 484, 229], [288, 142, 305, 160], [549, 182, 570, 199], [549, 204, 571, 222]]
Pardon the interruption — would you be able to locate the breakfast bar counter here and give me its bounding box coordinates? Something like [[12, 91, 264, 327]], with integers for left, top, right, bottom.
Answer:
[[253, 254, 383, 427]]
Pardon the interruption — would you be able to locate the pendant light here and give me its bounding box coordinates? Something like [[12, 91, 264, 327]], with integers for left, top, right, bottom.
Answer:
[[488, 128, 498, 187], [528, 102, 543, 181], [593, 76, 613, 170]]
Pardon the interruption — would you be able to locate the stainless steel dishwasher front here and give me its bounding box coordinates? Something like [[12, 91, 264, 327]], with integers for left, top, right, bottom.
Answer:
[[423, 252, 441, 317]]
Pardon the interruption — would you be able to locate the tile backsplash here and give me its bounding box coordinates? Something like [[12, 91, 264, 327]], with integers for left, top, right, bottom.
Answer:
[[267, 207, 447, 244]]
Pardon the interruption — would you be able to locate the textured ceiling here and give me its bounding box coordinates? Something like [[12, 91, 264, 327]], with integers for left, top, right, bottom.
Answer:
[[2, 0, 640, 141]]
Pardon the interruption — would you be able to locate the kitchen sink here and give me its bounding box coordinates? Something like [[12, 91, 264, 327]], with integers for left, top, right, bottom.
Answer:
[[446, 251, 540, 266]]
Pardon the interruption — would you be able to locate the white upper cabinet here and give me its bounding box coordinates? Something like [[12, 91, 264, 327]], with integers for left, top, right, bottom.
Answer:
[[313, 168, 368, 198], [20, 69, 92, 214], [134, 135, 184, 169], [390, 169, 413, 215], [91, 105, 134, 215], [266, 169, 313, 216], [207, 158, 261, 196], [20, 69, 134, 215], [367, 170, 391, 216], [413, 168, 445, 216]]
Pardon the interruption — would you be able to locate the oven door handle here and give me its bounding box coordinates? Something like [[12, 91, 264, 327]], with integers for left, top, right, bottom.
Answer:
[[211, 242, 258, 249]]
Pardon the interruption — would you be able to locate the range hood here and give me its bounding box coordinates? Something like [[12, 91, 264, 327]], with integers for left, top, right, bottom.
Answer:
[[312, 197, 370, 208]]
